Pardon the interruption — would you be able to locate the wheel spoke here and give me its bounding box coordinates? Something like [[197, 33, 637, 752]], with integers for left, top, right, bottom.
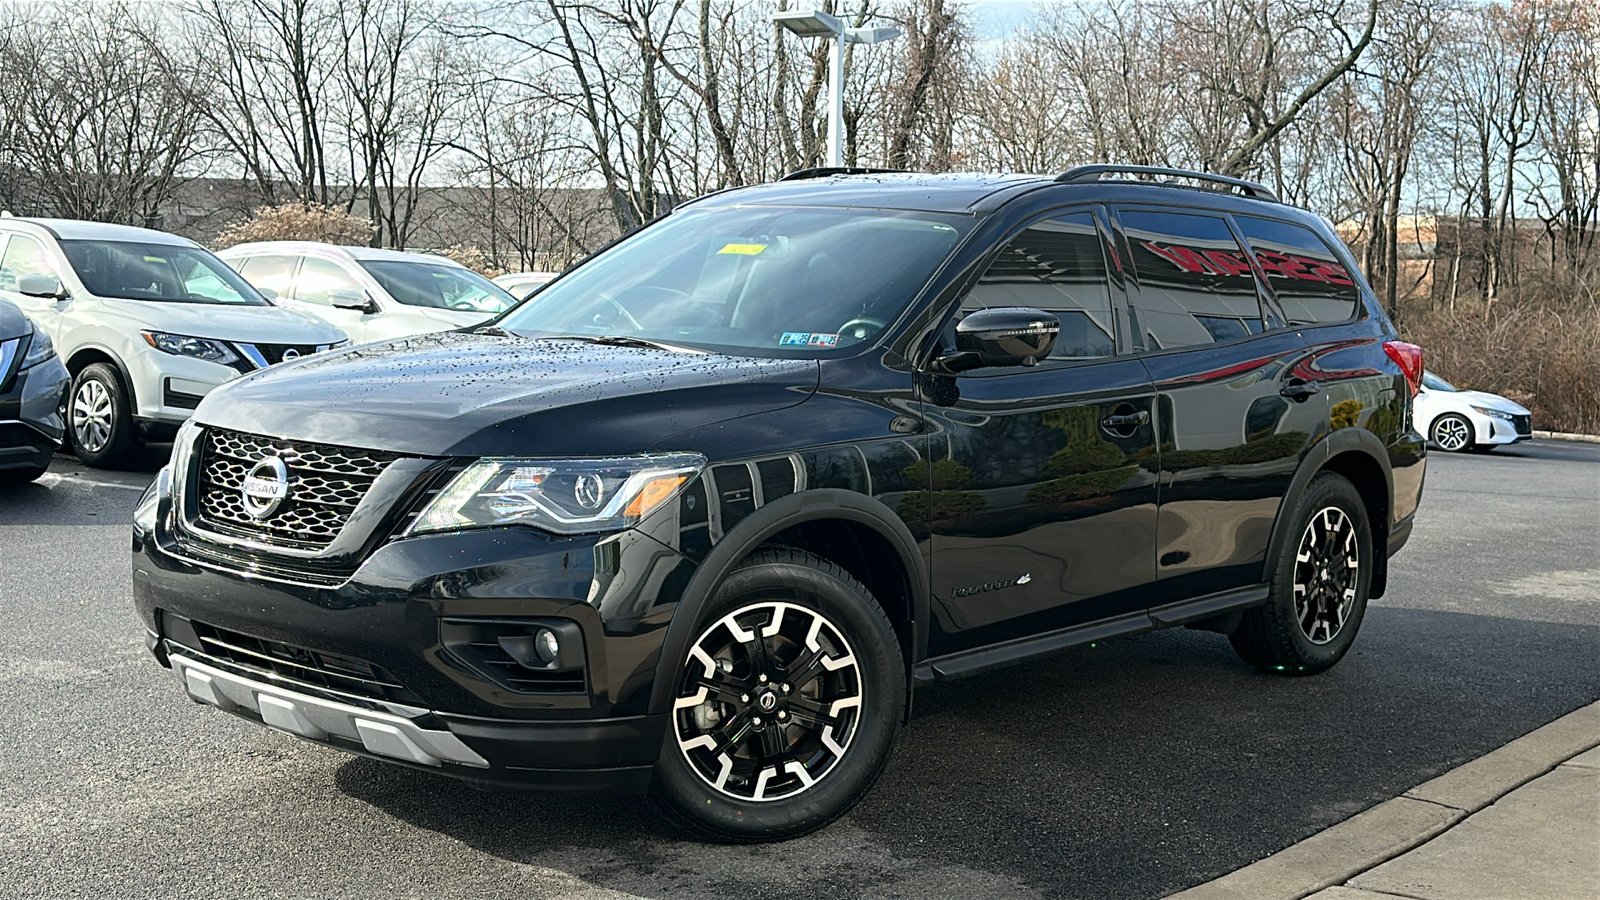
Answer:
[[758, 722, 786, 760]]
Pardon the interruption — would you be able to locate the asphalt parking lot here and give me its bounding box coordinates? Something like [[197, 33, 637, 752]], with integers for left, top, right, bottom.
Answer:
[[1, 440, 1596, 899]]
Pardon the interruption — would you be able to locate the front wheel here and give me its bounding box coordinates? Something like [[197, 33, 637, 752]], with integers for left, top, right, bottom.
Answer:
[[649, 547, 904, 842], [1431, 413, 1474, 452], [1230, 472, 1373, 675], [69, 363, 136, 467]]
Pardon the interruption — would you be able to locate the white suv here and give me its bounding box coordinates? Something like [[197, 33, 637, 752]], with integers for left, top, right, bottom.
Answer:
[[0, 219, 346, 466], [217, 242, 520, 344]]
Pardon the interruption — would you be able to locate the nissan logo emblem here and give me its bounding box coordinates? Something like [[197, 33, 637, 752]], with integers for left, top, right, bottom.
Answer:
[[240, 456, 290, 520], [281, 348, 301, 361]]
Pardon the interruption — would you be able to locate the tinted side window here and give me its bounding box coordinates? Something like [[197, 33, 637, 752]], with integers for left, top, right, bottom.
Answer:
[[294, 258, 363, 307], [1235, 216, 1358, 324], [961, 212, 1115, 360], [238, 255, 299, 299], [0, 234, 55, 292], [1120, 210, 1264, 350]]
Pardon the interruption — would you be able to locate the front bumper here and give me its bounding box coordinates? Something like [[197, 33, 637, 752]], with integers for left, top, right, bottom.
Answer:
[[1474, 413, 1533, 446], [0, 353, 68, 471], [134, 502, 697, 793], [127, 349, 241, 424]]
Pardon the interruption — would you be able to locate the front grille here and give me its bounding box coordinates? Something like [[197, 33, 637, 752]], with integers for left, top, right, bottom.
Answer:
[[195, 428, 399, 550], [184, 619, 423, 706], [0, 422, 49, 451], [1512, 414, 1532, 436], [254, 343, 323, 366]]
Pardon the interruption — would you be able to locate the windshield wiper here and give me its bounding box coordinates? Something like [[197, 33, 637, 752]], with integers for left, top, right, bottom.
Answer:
[[534, 334, 699, 353]]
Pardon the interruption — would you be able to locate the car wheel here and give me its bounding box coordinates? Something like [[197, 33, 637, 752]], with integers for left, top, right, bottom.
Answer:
[[70, 363, 135, 467], [1229, 472, 1373, 676], [1430, 413, 1474, 452], [649, 547, 904, 842], [0, 464, 49, 486]]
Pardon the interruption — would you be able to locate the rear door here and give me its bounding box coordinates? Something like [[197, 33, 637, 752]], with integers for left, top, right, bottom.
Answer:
[[1114, 207, 1328, 600], [924, 207, 1161, 656]]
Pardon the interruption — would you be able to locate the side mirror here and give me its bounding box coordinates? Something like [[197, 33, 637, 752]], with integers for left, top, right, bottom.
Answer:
[[329, 289, 376, 313], [17, 274, 65, 299], [936, 307, 1060, 373], [257, 286, 279, 302]]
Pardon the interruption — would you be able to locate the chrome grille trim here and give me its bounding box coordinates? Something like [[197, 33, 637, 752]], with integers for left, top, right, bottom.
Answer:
[[192, 428, 400, 551]]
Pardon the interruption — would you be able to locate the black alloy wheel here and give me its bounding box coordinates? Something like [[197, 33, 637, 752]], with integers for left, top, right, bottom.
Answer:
[[650, 547, 904, 842], [1230, 472, 1373, 675]]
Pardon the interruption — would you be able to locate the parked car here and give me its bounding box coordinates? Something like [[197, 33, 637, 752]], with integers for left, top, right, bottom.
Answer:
[[1412, 370, 1531, 452], [0, 219, 347, 467], [219, 242, 521, 344], [492, 270, 558, 300], [0, 298, 70, 484], [133, 166, 1426, 842]]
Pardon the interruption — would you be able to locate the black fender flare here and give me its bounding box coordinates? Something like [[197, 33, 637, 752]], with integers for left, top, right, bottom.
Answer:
[[646, 488, 929, 717], [66, 343, 140, 410], [1262, 427, 1395, 591]]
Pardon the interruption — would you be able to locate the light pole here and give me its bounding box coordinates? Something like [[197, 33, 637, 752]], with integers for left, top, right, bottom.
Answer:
[[772, 9, 902, 167]]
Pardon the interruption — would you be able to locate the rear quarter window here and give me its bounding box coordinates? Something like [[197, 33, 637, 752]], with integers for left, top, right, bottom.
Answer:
[[1234, 216, 1359, 325]]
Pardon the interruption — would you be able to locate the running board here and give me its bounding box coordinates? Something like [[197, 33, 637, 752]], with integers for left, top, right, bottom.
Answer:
[[913, 584, 1269, 684]]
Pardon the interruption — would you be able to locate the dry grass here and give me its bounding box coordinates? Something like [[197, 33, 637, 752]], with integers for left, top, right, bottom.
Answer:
[[1400, 280, 1600, 435]]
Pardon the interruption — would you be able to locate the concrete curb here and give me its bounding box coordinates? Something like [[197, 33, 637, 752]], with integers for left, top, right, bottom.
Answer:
[[1532, 430, 1600, 443], [1165, 700, 1600, 900]]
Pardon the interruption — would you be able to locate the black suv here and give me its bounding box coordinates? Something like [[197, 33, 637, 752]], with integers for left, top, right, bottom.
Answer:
[[132, 166, 1427, 841]]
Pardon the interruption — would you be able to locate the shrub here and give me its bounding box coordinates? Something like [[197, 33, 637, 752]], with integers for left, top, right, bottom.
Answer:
[[216, 202, 374, 248]]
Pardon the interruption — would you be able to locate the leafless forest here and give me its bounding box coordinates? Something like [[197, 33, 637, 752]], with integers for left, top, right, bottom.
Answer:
[[1, 0, 1596, 428]]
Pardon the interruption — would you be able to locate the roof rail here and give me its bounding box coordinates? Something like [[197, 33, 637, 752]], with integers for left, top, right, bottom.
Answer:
[[779, 166, 904, 181], [1055, 165, 1279, 202]]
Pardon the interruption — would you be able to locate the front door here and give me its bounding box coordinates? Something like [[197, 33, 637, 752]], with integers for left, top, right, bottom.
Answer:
[[923, 210, 1160, 656]]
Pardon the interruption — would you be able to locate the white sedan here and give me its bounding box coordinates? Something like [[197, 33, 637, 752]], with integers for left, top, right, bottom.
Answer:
[[1413, 370, 1532, 452]]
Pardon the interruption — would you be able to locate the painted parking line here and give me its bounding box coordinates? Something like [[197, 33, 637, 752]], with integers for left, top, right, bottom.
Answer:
[[37, 473, 150, 491]]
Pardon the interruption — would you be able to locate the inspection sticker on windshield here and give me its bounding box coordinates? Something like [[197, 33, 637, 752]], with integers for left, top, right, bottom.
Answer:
[[807, 333, 838, 347], [718, 242, 767, 256], [779, 332, 811, 346]]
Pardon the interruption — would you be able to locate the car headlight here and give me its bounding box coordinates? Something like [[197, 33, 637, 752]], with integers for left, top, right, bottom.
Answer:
[[133, 464, 171, 536], [408, 453, 706, 537], [141, 331, 240, 365], [318, 339, 352, 352], [18, 327, 55, 368], [1470, 405, 1514, 420]]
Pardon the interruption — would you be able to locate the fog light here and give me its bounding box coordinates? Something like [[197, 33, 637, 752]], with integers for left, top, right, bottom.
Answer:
[[535, 628, 560, 666]]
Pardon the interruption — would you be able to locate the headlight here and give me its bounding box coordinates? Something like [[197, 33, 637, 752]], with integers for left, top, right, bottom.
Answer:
[[408, 453, 706, 537], [318, 339, 352, 352], [1470, 405, 1514, 420], [141, 331, 239, 365], [19, 327, 55, 368], [133, 464, 171, 536]]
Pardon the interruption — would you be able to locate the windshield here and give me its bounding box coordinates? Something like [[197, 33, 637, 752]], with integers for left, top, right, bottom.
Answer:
[[495, 206, 971, 355], [60, 240, 268, 305], [1421, 370, 1457, 392], [359, 260, 518, 314]]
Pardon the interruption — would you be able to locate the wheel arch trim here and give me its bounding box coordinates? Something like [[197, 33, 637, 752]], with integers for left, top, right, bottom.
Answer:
[[1263, 428, 1394, 595], [65, 343, 140, 411], [646, 488, 929, 718]]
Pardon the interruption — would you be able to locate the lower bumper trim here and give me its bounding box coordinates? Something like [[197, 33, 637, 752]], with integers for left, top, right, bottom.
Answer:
[[170, 652, 490, 769]]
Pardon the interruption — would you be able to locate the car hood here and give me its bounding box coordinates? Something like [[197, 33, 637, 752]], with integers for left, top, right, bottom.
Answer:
[[403, 306, 493, 328], [104, 299, 345, 344], [194, 329, 820, 457], [0, 299, 32, 342], [1459, 390, 1530, 415]]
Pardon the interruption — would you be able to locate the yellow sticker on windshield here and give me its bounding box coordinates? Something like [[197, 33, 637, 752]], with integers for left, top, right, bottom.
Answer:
[[718, 243, 767, 256], [143, 256, 167, 263]]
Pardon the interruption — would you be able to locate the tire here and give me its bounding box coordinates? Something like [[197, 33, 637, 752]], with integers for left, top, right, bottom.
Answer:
[[649, 547, 905, 842], [1230, 472, 1374, 676], [69, 363, 135, 468], [1430, 413, 1474, 452], [0, 464, 49, 486]]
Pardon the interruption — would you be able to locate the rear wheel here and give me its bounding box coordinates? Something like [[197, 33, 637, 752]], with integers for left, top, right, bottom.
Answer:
[[1431, 413, 1474, 452], [1230, 472, 1373, 675], [69, 363, 135, 468], [649, 547, 904, 842]]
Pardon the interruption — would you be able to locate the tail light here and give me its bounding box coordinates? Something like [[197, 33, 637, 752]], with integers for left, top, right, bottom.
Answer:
[[1383, 341, 1423, 397]]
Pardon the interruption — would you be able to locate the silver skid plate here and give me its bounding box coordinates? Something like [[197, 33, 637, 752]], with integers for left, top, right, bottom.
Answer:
[[171, 653, 489, 768]]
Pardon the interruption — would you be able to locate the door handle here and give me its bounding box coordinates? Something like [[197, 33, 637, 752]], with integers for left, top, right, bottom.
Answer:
[[1280, 379, 1321, 401], [1100, 410, 1150, 428]]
